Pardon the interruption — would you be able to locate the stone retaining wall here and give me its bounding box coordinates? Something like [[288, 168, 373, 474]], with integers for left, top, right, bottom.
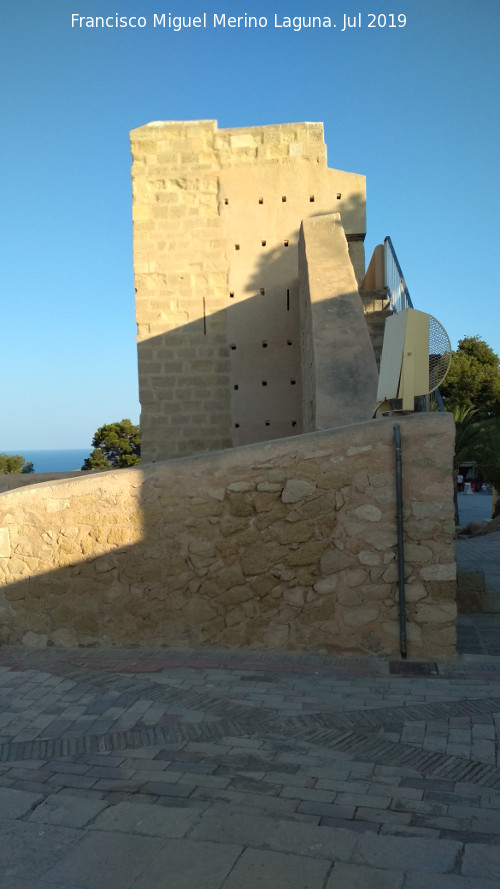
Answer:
[[0, 413, 456, 656], [0, 472, 89, 493]]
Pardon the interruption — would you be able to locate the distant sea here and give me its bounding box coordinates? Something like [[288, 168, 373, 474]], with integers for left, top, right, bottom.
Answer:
[[4, 449, 90, 473]]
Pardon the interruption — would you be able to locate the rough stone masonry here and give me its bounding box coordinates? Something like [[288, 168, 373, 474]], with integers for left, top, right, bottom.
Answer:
[[0, 414, 456, 657]]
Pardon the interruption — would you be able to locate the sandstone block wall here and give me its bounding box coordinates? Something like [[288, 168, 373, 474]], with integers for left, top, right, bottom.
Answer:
[[131, 120, 367, 462], [0, 413, 456, 657]]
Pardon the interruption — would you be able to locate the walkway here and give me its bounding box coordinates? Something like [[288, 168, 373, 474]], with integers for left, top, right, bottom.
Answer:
[[455, 490, 500, 655], [2, 644, 500, 887]]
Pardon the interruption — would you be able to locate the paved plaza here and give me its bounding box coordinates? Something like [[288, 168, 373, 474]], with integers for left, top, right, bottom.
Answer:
[[455, 492, 500, 600], [1, 640, 500, 888], [0, 490, 498, 887], [455, 491, 500, 654]]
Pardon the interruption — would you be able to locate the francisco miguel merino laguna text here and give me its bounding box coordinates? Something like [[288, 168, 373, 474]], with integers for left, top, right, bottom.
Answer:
[[71, 13, 408, 32], [71, 13, 332, 30]]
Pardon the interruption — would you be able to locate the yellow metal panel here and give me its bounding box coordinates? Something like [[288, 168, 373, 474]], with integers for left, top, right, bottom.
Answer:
[[399, 310, 430, 406], [377, 309, 433, 410], [376, 311, 407, 401]]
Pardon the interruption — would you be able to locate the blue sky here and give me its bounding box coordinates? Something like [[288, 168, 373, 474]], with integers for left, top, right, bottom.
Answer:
[[1, 0, 499, 448]]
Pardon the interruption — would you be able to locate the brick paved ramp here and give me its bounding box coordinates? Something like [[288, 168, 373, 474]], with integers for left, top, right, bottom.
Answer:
[[1, 647, 500, 887]]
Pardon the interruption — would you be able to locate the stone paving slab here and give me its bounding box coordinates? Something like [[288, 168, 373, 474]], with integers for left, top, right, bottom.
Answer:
[[352, 832, 461, 871], [325, 862, 404, 889], [462, 842, 500, 879], [190, 806, 359, 860], [130, 839, 244, 889], [0, 818, 82, 882], [0, 787, 44, 819], [221, 847, 331, 889], [90, 800, 204, 836], [27, 793, 109, 827], [41, 831, 171, 889]]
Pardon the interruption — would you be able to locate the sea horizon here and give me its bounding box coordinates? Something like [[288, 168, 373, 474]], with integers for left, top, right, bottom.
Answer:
[[2, 449, 90, 473]]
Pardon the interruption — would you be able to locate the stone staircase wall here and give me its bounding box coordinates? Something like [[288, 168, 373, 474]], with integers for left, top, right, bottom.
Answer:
[[360, 288, 392, 369]]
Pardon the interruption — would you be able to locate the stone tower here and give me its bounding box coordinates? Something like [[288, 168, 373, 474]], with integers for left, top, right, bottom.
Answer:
[[130, 120, 377, 462]]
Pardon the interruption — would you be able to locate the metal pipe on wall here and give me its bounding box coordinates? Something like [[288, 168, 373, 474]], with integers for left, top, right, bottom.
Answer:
[[393, 423, 407, 658]]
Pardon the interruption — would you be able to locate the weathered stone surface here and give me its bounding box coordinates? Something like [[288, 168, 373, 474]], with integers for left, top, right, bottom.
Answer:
[[420, 563, 456, 582], [358, 550, 381, 566], [256, 482, 283, 493], [405, 583, 428, 603], [342, 569, 369, 588], [283, 587, 308, 607], [0, 528, 11, 558], [347, 445, 373, 457], [341, 605, 380, 627], [51, 628, 79, 647], [320, 548, 357, 575], [227, 481, 254, 493], [22, 631, 49, 648], [220, 586, 254, 607], [227, 493, 254, 517], [354, 504, 382, 522], [361, 583, 393, 601], [240, 542, 284, 575], [285, 541, 327, 567], [337, 589, 363, 606], [219, 515, 249, 536], [414, 602, 457, 624], [271, 521, 313, 545], [404, 543, 433, 565], [313, 576, 338, 595], [281, 478, 317, 503]]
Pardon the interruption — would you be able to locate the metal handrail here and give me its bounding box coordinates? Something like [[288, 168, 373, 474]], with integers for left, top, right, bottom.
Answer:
[[384, 236, 413, 312]]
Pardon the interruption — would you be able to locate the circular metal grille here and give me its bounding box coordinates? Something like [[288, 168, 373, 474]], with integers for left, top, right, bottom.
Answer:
[[428, 314, 452, 391]]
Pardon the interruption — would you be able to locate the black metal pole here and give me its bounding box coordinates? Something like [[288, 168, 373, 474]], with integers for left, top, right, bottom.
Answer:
[[393, 423, 407, 659]]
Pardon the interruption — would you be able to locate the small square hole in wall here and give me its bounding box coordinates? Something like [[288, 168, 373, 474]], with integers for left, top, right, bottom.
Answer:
[[292, 421, 297, 427], [224, 198, 229, 205], [261, 240, 267, 247], [262, 381, 268, 386], [283, 240, 289, 247], [229, 292, 235, 298], [309, 195, 315, 202], [265, 421, 270, 426], [259, 197, 264, 204], [235, 423, 240, 428], [230, 344, 237, 350], [281, 196, 287, 202], [260, 287, 265, 295], [262, 341, 268, 348], [235, 244, 240, 250], [290, 379, 296, 385], [337, 193, 342, 200], [287, 339, 293, 346], [234, 384, 239, 390]]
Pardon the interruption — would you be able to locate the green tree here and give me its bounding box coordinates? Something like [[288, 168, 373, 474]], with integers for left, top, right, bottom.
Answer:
[[0, 454, 35, 473], [81, 419, 141, 470], [449, 404, 500, 522], [441, 336, 500, 416]]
